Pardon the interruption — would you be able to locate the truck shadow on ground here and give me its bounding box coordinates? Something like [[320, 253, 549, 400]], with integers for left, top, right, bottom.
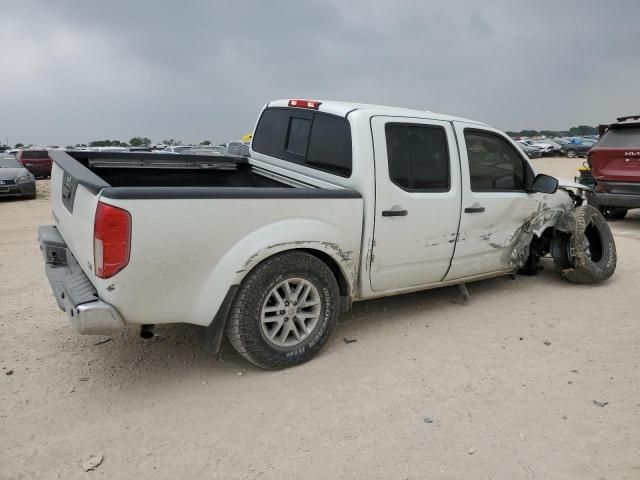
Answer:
[[63, 261, 579, 389]]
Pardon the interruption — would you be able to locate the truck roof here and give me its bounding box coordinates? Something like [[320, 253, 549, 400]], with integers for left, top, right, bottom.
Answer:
[[267, 99, 489, 126]]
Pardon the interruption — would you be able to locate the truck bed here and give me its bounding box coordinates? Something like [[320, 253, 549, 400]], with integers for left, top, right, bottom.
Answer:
[[46, 150, 363, 329], [50, 150, 360, 201], [59, 151, 296, 190]]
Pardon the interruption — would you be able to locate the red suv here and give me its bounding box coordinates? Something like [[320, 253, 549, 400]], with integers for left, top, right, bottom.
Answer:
[[588, 115, 640, 219], [17, 149, 53, 178]]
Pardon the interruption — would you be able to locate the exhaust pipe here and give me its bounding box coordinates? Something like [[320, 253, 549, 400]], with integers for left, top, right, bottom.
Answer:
[[140, 324, 155, 339]]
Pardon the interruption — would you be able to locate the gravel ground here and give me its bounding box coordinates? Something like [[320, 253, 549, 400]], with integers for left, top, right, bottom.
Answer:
[[1, 157, 639, 480]]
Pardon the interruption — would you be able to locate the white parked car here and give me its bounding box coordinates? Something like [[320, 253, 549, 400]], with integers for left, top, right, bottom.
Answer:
[[535, 139, 563, 153], [161, 145, 194, 154], [184, 145, 229, 156], [39, 99, 616, 368], [519, 139, 556, 156], [531, 140, 562, 155]]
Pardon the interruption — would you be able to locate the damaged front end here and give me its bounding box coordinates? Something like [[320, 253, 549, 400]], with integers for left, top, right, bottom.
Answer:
[[512, 182, 616, 283]]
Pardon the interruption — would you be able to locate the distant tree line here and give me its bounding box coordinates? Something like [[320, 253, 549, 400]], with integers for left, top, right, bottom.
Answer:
[[82, 138, 214, 147], [506, 125, 597, 138], [87, 137, 152, 147], [88, 139, 130, 148]]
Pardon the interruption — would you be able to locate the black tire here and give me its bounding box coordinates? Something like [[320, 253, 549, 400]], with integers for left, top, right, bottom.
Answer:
[[566, 149, 576, 158], [600, 206, 628, 220], [551, 205, 616, 284], [226, 251, 340, 369]]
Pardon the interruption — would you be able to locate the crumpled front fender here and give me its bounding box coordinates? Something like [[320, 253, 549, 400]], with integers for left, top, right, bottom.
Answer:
[[506, 191, 575, 269]]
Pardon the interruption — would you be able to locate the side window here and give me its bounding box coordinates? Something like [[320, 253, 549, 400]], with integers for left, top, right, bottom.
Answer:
[[385, 123, 450, 191], [464, 130, 525, 191]]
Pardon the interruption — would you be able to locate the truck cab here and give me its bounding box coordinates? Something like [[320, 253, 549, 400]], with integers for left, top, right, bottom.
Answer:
[[251, 100, 571, 297]]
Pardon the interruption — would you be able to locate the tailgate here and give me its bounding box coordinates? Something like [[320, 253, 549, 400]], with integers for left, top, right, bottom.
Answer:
[[49, 151, 110, 280], [591, 147, 640, 182]]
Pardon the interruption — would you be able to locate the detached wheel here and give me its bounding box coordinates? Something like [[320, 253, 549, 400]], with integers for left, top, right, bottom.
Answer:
[[551, 205, 616, 284], [600, 206, 628, 220], [226, 251, 340, 369]]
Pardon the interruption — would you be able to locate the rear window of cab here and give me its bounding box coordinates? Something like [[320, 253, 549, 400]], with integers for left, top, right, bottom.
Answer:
[[252, 107, 352, 178]]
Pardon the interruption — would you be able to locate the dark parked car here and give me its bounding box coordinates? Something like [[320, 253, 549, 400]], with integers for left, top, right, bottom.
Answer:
[[17, 149, 52, 177], [587, 115, 640, 219], [562, 140, 596, 158], [0, 156, 36, 199]]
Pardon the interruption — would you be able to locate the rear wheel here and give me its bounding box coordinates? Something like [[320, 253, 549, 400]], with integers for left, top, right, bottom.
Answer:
[[226, 251, 340, 369], [551, 205, 616, 284], [566, 149, 576, 158]]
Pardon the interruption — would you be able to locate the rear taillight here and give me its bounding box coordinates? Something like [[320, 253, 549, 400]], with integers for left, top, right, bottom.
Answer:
[[288, 99, 321, 110], [94, 201, 131, 279]]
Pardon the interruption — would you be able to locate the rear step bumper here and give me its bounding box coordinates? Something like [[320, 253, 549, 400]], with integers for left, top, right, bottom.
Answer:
[[592, 193, 640, 209], [38, 225, 124, 335]]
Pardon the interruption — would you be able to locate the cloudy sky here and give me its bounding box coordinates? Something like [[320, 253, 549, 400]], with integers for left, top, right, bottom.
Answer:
[[1, 0, 639, 146]]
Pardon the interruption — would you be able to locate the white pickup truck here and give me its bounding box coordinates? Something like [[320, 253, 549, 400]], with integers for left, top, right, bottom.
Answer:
[[39, 99, 616, 368]]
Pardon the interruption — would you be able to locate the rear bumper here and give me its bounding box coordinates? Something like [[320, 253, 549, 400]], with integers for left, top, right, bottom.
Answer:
[[38, 225, 124, 335], [591, 192, 640, 209], [23, 165, 51, 177]]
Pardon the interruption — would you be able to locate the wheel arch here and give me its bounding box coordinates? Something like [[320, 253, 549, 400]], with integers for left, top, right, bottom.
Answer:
[[191, 217, 360, 331], [199, 245, 355, 354], [299, 248, 352, 308], [240, 246, 354, 307]]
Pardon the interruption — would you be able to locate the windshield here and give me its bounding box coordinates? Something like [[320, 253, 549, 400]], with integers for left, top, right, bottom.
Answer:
[[0, 157, 22, 168]]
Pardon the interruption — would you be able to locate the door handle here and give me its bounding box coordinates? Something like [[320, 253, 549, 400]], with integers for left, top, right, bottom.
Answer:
[[382, 209, 408, 217], [464, 205, 485, 213]]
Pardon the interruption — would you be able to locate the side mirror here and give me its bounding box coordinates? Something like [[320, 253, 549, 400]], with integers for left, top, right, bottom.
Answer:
[[529, 173, 559, 194]]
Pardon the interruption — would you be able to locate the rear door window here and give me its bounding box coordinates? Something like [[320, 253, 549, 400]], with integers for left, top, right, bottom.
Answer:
[[253, 107, 352, 177], [385, 123, 450, 191]]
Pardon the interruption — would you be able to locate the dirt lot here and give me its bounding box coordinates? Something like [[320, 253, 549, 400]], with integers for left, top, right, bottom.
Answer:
[[1, 157, 639, 480]]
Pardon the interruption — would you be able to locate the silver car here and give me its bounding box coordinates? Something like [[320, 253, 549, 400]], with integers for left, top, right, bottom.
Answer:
[[0, 156, 36, 199], [184, 145, 229, 156]]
